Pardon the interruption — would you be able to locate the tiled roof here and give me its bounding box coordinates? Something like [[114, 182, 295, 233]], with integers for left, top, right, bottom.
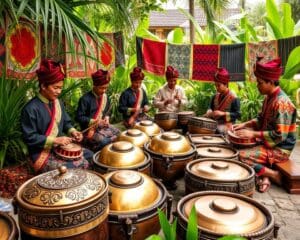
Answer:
[[149, 8, 240, 27]]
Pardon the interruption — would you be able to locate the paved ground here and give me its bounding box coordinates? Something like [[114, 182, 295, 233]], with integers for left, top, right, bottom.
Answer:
[[1, 142, 300, 239], [169, 141, 300, 240]]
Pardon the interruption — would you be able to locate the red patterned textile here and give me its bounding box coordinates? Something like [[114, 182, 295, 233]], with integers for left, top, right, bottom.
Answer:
[[66, 37, 86, 78], [142, 39, 166, 75], [98, 33, 115, 71], [85, 35, 98, 76], [6, 19, 40, 79], [192, 44, 219, 81]]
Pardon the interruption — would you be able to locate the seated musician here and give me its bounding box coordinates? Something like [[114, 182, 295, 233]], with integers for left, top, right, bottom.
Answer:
[[118, 67, 151, 128], [153, 65, 187, 113], [205, 67, 241, 134], [21, 59, 93, 173], [76, 69, 120, 152], [233, 58, 297, 193]]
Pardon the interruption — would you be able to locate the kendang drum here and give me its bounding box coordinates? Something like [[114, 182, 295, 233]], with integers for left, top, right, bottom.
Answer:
[[0, 211, 19, 240], [178, 111, 195, 126], [118, 129, 149, 148], [133, 120, 161, 137], [93, 141, 151, 175], [228, 130, 257, 148], [154, 112, 178, 131], [196, 144, 239, 160], [105, 170, 172, 240], [176, 191, 279, 240], [188, 117, 217, 134], [14, 166, 109, 240], [188, 134, 228, 146], [54, 143, 83, 160], [144, 132, 197, 188], [185, 158, 255, 196]]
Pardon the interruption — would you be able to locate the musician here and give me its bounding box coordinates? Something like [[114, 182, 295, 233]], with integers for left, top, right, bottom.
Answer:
[[118, 67, 151, 128], [21, 59, 93, 173], [76, 69, 120, 152], [233, 58, 297, 193], [205, 67, 240, 133], [153, 65, 187, 113]]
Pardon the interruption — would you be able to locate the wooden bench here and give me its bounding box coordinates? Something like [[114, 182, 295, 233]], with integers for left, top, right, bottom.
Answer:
[[275, 160, 300, 194]]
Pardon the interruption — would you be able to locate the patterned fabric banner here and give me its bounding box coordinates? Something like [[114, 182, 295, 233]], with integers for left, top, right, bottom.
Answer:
[[220, 43, 245, 81], [167, 43, 191, 79], [142, 38, 166, 75], [98, 33, 115, 71], [113, 31, 125, 67], [192, 44, 219, 81], [278, 35, 300, 71], [66, 37, 86, 78], [6, 19, 40, 79], [248, 40, 278, 81], [136, 36, 143, 68], [0, 27, 5, 74]]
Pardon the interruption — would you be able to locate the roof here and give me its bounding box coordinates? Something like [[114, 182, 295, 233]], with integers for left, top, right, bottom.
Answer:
[[149, 8, 241, 28]]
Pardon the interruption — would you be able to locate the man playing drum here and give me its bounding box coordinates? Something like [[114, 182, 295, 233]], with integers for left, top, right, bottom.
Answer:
[[205, 67, 241, 134], [118, 67, 151, 128], [153, 65, 187, 113], [233, 58, 297, 193], [76, 69, 120, 152], [21, 59, 93, 173]]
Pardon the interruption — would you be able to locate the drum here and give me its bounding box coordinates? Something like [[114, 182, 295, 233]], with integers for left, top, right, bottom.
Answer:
[[105, 170, 173, 240], [176, 191, 279, 240], [15, 167, 109, 240], [133, 120, 162, 137], [185, 158, 255, 196], [196, 144, 239, 160], [188, 117, 217, 134], [0, 211, 19, 240], [228, 130, 257, 148], [144, 132, 197, 187], [54, 143, 83, 160], [154, 112, 178, 131], [188, 134, 229, 146], [178, 111, 195, 126], [93, 141, 152, 175]]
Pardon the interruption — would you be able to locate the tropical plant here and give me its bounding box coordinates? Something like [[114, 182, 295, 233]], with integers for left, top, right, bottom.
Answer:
[[145, 206, 246, 240], [237, 81, 263, 122], [186, 81, 216, 116], [0, 73, 34, 168]]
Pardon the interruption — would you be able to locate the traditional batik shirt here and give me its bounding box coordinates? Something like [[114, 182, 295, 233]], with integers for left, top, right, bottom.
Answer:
[[153, 83, 188, 112], [209, 90, 241, 124], [249, 87, 297, 154]]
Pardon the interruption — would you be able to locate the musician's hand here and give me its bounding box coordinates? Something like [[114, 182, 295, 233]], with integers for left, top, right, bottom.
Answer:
[[128, 116, 135, 127], [205, 110, 213, 118], [71, 131, 83, 142], [143, 105, 150, 112], [164, 99, 173, 105], [103, 116, 110, 127], [54, 136, 73, 146], [212, 110, 225, 119], [232, 123, 247, 131], [235, 129, 256, 139]]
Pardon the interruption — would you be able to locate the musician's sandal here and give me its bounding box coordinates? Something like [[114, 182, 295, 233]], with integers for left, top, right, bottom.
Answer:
[[256, 176, 271, 193]]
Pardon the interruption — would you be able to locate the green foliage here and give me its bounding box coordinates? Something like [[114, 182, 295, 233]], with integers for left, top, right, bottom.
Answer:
[[218, 236, 247, 240], [167, 28, 185, 44], [0, 73, 34, 168], [237, 82, 263, 122], [186, 81, 216, 116], [186, 205, 198, 240], [282, 46, 300, 80]]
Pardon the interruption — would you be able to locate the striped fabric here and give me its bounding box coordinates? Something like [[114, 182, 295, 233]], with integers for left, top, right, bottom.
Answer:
[[167, 43, 191, 79], [136, 36, 143, 69], [192, 44, 219, 81], [278, 35, 300, 71], [248, 40, 278, 81], [220, 43, 245, 81]]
